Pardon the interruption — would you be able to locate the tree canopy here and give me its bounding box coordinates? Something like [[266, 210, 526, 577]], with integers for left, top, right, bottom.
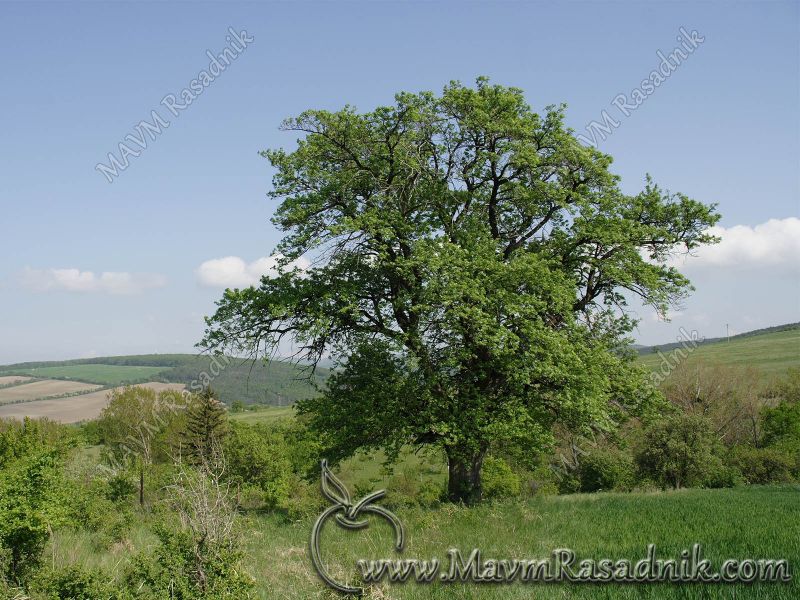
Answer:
[[201, 78, 719, 503]]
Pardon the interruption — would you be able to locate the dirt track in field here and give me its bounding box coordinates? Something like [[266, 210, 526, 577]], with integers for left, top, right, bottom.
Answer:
[[0, 382, 186, 423], [0, 379, 101, 403]]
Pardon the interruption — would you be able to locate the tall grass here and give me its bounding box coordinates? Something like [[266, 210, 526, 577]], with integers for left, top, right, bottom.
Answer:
[[47, 485, 797, 599], [240, 485, 800, 599]]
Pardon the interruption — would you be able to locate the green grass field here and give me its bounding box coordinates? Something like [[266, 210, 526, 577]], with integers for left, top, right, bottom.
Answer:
[[230, 405, 296, 423], [50, 485, 799, 599], [0, 364, 169, 385], [638, 327, 800, 379], [250, 485, 800, 599]]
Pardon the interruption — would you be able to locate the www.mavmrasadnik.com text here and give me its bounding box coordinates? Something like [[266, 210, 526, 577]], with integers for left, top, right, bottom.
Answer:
[[356, 545, 791, 585]]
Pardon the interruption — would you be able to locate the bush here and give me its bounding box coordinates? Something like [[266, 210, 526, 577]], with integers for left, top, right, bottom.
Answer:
[[481, 456, 521, 499], [527, 464, 559, 496], [728, 446, 796, 484], [636, 414, 725, 489], [702, 463, 742, 489], [277, 474, 326, 520], [382, 465, 445, 508], [127, 525, 253, 599], [32, 565, 122, 600], [64, 480, 133, 549], [767, 368, 800, 403], [223, 421, 294, 510], [578, 448, 635, 492], [106, 473, 137, 504], [223, 419, 324, 516], [0, 452, 69, 583], [761, 400, 800, 452]]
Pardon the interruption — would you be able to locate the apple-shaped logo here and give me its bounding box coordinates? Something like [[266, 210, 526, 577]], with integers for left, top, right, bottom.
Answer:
[[310, 459, 405, 594]]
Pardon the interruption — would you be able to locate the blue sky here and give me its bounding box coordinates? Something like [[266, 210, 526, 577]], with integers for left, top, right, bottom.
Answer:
[[0, 1, 798, 363]]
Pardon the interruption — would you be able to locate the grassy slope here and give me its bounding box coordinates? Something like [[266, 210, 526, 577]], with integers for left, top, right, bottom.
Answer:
[[51, 485, 800, 599], [638, 327, 800, 377], [229, 405, 296, 423]]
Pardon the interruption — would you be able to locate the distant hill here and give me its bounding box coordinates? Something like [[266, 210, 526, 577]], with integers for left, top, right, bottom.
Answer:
[[637, 323, 800, 377], [4, 322, 797, 405], [0, 354, 327, 406], [636, 322, 800, 355]]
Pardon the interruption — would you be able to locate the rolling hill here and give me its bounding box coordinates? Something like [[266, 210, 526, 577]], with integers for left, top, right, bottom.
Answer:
[[637, 323, 800, 377], [0, 354, 327, 407], [1, 322, 796, 415]]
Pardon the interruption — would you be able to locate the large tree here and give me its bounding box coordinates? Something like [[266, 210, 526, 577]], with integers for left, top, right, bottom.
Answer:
[[201, 79, 719, 503]]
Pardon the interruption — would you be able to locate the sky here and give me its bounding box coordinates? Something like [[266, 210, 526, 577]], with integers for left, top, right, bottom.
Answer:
[[0, 1, 798, 364]]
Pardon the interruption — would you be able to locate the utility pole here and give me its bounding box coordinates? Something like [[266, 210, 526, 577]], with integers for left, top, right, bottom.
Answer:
[[726, 323, 730, 342]]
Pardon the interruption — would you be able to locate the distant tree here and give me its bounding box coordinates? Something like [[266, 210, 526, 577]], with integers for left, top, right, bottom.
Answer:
[[98, 387, 187, 505], [230, 399, 245, 413], [767, 368, 800, 404], [183, 387, 228, 464], [201, 78, 719, 504], [728, 445, 795, 484], [661, 361, 765, 447], [762, 402, 800, 453], [636, 414, 723, 489], [223, 421, 293, 508]]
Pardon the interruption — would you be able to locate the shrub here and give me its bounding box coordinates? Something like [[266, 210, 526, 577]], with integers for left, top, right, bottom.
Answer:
[[383, 465, 445, 508], [127, 525, 253, 599], [277, 474, 326, 520], [125, 446, 254, 598], [728, 446, 796, 484], [65, 480, 133, 549], [223, 421, 294, 509], [761, 400, 800, 452], [527, 464, 559, 496], [767, 368, 800, 403], [0, 451, 69, 583], [578, 448, 635, 492], [481, 456, 521, 499], [106, 473, 137, 504], [556, 472, 581, 495], [636, 414, 724, 489], [32, 565, 122, 600], [702, 463, 742, 489]]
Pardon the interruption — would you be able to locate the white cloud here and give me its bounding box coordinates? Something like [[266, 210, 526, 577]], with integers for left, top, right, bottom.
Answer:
[[20, 268, 167, 295], [195, 255, 310, 288], [671, 217, 800, 271]]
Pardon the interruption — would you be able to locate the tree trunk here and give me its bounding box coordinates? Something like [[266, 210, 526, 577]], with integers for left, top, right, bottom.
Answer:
[[139, 463, 145, 506], [446, 449, 486, 505]]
